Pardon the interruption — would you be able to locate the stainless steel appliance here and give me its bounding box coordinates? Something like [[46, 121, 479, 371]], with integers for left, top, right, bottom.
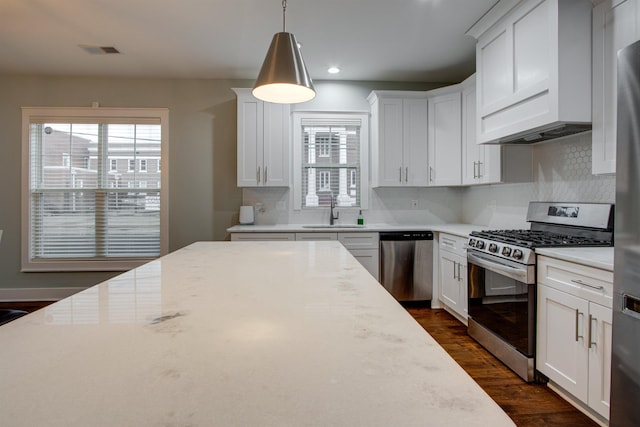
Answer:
[[379, 231, 433, 303], [467, 202, 614, 382], [611, 40, 640, 426]]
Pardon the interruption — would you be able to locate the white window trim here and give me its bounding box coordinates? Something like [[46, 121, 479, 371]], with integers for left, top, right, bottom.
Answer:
[[21, 106, 170, 272], [292, 111, 369, 210]]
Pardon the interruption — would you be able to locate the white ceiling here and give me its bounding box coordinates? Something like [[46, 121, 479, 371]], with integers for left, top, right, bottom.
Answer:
[[0, 0, 497, 83]]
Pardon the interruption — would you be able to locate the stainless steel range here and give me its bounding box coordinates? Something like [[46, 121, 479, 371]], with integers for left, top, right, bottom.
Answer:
[[466, 202, 614, 382]]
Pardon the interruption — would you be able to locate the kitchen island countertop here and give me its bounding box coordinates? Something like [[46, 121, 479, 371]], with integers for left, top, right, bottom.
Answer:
[[0, 241, 514, 427]]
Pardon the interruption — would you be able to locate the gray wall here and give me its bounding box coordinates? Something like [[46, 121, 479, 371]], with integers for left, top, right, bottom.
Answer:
[[0, 75, 443, 294]]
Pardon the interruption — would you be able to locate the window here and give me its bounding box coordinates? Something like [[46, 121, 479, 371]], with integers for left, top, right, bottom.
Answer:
[[140, 159, 147, 172], [293, 112, 369, 209], [318, 134, 330, 157], [319, 171, 331, 191], [128, 159, 135, 172], [21, 107, 169, 271]]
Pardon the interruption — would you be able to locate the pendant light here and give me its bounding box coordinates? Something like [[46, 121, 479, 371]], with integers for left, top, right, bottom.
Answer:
[[252, 0, 315, 104]]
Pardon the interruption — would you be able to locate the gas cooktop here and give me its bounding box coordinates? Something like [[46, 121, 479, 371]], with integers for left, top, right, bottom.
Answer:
[[467, 202, 614, 265], [469, 229, 613, 249]]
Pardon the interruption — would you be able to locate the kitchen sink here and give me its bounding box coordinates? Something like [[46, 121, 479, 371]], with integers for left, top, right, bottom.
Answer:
[[302, 225, 366, 229]]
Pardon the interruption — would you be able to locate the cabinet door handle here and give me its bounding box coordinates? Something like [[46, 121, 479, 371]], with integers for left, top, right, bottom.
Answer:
[[257, 166, 261, 184], [571, 279, 605, 291], [477, 161, 483, 178], [264, 166, 268, 183], [399, 167, 402, 183], [575, 309, 584, 342], [405, 167, 408, 183], [588, 314, 596, 349], [453, 261, 458, 280], [457, 262, 462, 281], [429, 166, 434, 182], [473, 161, 478, 179]]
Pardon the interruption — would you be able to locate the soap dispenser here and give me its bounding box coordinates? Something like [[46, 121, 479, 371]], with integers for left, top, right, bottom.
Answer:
[[357, 210, 364, 225]]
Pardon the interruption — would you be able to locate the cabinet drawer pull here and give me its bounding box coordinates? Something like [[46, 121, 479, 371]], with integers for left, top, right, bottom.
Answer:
[[571, 279, 604, 291], [588, 314, 596, 349]]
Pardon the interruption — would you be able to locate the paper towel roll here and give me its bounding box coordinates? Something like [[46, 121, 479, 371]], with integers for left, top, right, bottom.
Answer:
[[239, 206, 254, 225]]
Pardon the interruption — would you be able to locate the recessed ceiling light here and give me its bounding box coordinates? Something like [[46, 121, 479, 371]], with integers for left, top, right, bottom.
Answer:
[[328, 66, 340, 74]]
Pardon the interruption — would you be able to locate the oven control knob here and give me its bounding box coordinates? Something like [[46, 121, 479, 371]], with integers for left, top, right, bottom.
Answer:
[[475, 240, 485, 250], [512, 249, 524, 260], [502, 246, 512, 257], [468, 239, 476, 248], [488, 243, 498, 253]]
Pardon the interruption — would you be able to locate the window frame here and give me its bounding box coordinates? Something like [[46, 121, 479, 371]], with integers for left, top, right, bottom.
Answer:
[[292, 111, 369, 210], [21, 107, 169, 272]]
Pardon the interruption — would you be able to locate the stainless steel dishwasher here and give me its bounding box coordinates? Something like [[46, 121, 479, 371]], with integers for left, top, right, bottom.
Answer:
[[379, 231, 433, 303]]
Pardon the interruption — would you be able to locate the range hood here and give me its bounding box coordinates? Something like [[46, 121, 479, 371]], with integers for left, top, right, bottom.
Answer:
[[485, 122, 593, 145]]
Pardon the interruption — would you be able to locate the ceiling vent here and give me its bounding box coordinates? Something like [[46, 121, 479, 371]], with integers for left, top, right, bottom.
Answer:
[[79, 45, 121, 55]]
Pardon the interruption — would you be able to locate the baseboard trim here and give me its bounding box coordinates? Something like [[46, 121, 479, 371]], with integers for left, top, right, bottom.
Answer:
[[547, 381, 608, 427], [0, 287, 85, 302]]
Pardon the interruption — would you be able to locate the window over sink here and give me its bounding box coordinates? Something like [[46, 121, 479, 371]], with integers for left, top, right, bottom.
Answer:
[[292, 112, 369, 210]]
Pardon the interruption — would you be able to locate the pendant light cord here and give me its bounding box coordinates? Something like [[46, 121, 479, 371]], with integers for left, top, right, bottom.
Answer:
[[282, 0, 287, 32]]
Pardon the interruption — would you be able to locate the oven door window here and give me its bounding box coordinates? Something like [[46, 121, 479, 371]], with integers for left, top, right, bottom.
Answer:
[[468, 262, 535, 357]]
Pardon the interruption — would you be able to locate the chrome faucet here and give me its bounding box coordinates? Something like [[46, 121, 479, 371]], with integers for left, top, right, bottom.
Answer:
[[329, 193, 339, 225]]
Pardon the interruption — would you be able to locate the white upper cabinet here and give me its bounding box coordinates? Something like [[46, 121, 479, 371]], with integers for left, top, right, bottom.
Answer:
[[461, 75, 502, 185], [368, 91, 429, 187], [592, 0, 640, 174], [467, 0, 592, 144], [427, 87, 462, 186], [233, 88, 290, 187]]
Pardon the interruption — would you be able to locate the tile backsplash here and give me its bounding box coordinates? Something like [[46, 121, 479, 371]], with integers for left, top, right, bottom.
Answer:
[[462, 132, 616, 228], [241, 132, 616, 229]]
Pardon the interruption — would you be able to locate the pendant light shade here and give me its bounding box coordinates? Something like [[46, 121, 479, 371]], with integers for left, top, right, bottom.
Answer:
[[252, 2, 315, 104]]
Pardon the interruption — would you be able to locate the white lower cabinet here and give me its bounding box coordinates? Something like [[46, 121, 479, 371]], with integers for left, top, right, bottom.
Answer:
[[438, 233, 467, 323], [536, 255, 613, 422], [230, 232, 379, 280]]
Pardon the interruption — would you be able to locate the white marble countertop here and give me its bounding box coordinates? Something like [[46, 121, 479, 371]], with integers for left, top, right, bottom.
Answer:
[[0, 241, 514, 427], [228, 223, 486, 238], [535, 247, 615, 271]]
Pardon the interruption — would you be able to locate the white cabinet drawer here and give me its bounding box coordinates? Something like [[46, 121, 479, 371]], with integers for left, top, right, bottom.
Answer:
[[230, 233, 295, 241], [537, 256, 613, 308], [338, 232, 379, 250], [438, 233, 467, 256], [295, 233, 338, 241]]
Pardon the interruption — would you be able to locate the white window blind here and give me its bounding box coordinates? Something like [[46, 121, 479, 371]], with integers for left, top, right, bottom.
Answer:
[[300, 117, 362, 208], [22, 107, 169, 272]]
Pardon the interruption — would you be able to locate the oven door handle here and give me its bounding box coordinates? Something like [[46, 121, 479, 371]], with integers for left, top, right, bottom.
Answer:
[[467, 251, 532, 284]]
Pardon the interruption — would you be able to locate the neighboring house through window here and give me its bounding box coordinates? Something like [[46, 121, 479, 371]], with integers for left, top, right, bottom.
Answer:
[[292, 112, 369, 210], [21, 107, 169, 271]]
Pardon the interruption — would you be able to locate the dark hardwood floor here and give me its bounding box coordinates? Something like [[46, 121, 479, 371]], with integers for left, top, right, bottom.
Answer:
[[407, 307, 599, 427], [1, 301, 599, 426]]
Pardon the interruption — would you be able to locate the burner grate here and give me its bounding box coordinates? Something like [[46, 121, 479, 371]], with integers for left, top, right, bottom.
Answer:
[[470, 229, 613, 249]]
